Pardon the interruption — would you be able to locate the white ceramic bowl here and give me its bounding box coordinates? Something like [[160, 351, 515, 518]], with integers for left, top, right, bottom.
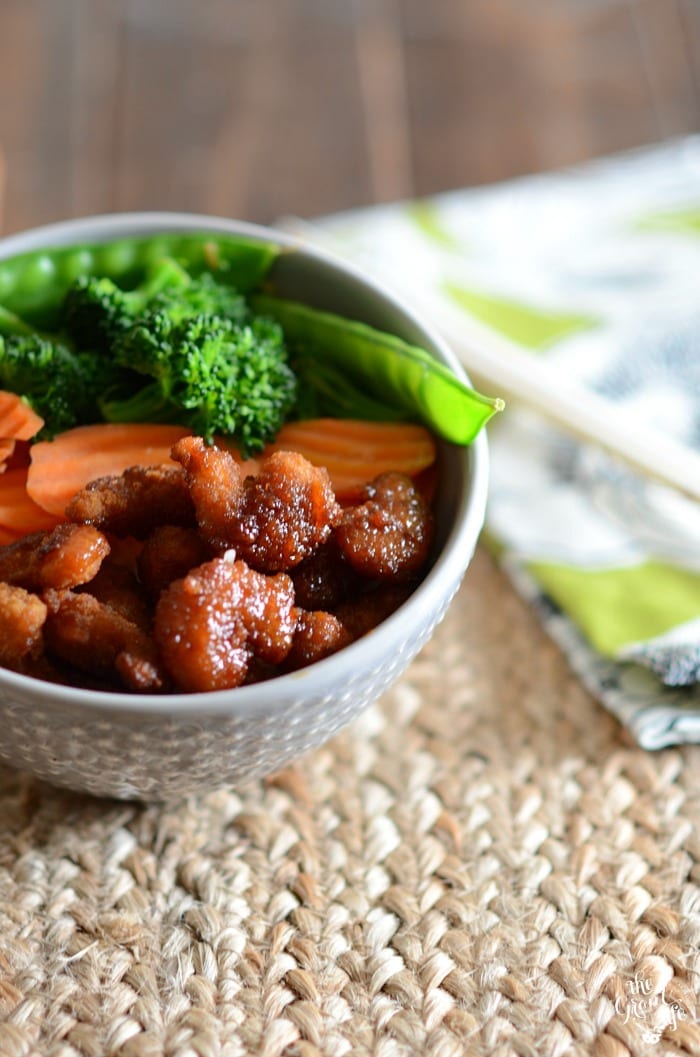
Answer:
[[0, 212, 488, 800]]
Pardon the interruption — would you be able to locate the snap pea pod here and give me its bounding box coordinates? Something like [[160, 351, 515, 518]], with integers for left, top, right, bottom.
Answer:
[[292, 355, 408, 423], [252, 294, 504, 445], [0, 233, 280, 329]]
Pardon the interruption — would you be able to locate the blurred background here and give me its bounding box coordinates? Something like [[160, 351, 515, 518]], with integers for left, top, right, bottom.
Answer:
[[0, 0, 698, 235]]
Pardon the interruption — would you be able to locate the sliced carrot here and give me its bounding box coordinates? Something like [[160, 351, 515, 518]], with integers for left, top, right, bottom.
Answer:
[[27, 422, 194, 517], [0, 391, 44, 472], [0, 391, 44, 442], [265, 418, 437, 500], [0, 466, 64, 535]]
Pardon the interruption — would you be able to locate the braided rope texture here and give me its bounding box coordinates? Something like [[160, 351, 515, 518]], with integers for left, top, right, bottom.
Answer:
[[1, 548, 699, 1057]]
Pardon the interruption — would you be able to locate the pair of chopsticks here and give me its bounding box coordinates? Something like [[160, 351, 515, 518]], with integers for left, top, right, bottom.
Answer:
[[281, 215, 700, 504]]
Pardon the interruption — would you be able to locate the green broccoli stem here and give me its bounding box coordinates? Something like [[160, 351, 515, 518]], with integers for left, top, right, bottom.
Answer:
[[100, 381, 180, 425]]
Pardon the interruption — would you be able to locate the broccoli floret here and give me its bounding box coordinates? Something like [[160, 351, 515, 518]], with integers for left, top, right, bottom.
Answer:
[[61, 275, 136, 352], [60, 257, 191, 352], [61, 259, 247, 353], [0, 333, 105, 437], [149, 271, 248, 327], [8, 262, 295, 448], [102, 311, 298, 455]]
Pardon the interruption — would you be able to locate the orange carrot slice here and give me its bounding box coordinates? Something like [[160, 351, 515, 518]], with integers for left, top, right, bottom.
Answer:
[[265, 418, 437, 500], [0, 391, 44, 472], [27, 422, 194, 516], [0, 466, 64, 536], [0, 391, 44, 442]]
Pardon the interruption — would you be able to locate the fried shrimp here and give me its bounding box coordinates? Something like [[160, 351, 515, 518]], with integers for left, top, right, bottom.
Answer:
[[66, 464, 195, 538], [170, 436, 244, 551], [0, 425, 438, 694], [0, 582, 47, 669], [290, 538, 357, 611], [335, 583, 415, 641], [173, 440, 341, 572], [154, 555, 297, 692], [81, 559, 152, 631], [284, 609, 351, 671], [336, 472, 433, 579], [43, 589, 167, 692], [222, 450, 341, 572], [0, 523, 110, 591], [138, 524, 211, 599]]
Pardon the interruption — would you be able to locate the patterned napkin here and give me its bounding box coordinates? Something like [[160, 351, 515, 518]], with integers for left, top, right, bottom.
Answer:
[[282, 137, 700, 748]]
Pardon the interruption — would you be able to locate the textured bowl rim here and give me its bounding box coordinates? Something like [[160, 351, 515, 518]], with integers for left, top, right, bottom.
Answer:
[[0, 211, 489, 718]]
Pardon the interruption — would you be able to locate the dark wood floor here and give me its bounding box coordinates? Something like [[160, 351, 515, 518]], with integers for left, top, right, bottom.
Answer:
[[0, 0, 698, 235]]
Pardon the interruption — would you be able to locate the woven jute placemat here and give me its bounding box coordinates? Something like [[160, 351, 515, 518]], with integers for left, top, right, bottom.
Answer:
[[1, 547, 699, 1057]]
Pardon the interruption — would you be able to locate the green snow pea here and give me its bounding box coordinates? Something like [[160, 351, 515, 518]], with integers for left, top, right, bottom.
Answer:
[[252, 294, 504, 445], [0, 232, 280, 329], [292, 355, 409, 423]]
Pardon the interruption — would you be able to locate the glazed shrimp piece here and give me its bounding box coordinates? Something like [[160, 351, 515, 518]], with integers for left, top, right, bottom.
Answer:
[[334, 582, 415, 641], [283, 609, 351, 672], [290, 538, 358, 611], [154, 555, 297, 692], [43, 589, 168, 692], [0, 523, 110, 591], [66, 464, 196, 538], [229, 451, 341, 572], [0, 582, 47, 670], [82, 559, 152, 631], [170, 436, 244, 551], [137, 524, 211, 600], [336, 472, 433, 580], [173, 439, 341, 573]]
